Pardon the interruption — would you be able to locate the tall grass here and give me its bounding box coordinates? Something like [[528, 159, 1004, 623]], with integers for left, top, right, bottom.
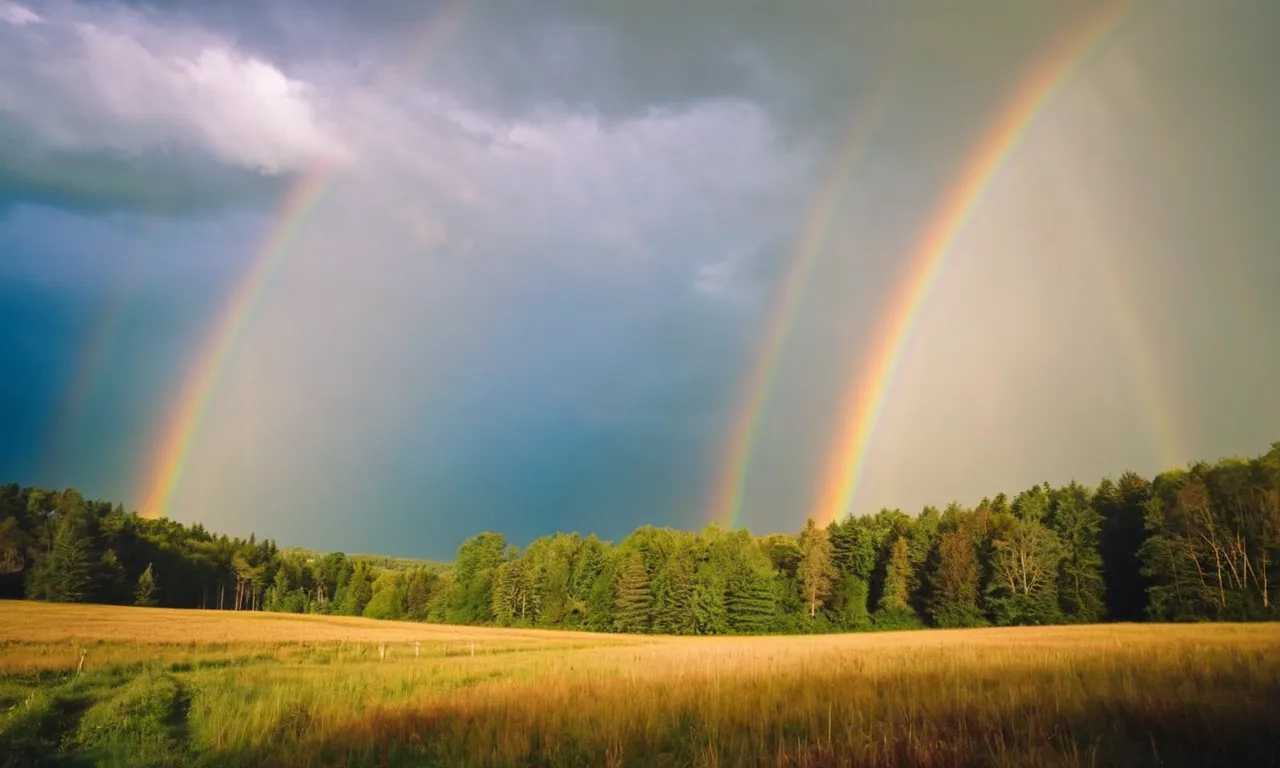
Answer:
[[2, 601, 1277, 766]]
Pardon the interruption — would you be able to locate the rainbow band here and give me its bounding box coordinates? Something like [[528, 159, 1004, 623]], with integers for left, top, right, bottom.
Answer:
[[139, 168, 335, 518], [1057, 176, 1184, 470], [706, 89, 891, 528], [137, 4, 468, 519], [812, 0, 1132, 526]]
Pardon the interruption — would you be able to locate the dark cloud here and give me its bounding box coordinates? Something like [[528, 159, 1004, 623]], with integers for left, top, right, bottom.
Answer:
[[0, 138, 294, 218], [2, 0, 1279, 557]]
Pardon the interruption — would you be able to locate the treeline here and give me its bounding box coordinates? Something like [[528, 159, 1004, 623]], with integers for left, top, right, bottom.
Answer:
[[2, 442, 1277, 631]]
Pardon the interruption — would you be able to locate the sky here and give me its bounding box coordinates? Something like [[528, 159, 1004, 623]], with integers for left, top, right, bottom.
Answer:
[[2, 0, 1278, 559]]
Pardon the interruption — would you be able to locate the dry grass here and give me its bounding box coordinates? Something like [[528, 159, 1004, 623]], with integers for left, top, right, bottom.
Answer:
[[1, 601, 1277, 767]]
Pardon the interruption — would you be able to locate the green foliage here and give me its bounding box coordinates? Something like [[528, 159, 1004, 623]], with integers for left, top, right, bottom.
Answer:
[[1095, 472, 1152, 620], [797, 518, 835, 619], [492, 558, 543, 625], [691, 561, 729, 635], [1140, 459, 1280, 622], [27, 511, 93, 602], [827, 575, 872, 630], [1050, 482, 1105, 623], [97, 548, 130, 604], [404, 569, 439, 621], [725, 564, 774, 635], [1, 439, 1278, 635], [986, 517, 1062, 626], [362, 585, 405, 621], [585, 554, 619, 632], [134, 563, 158, 607], [613, 555, 652, 633], [446, 532, 508, 624], [876, 536, 912, 613], [339, 561, 374, 616], [928, 531, 985, 628], [875, 537, 923, 629], [652, 551, 696, 635]]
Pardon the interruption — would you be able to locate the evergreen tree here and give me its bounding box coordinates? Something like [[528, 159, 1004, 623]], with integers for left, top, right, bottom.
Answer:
[[1050, 482, 1105, 623], [1095, 472, 1153, 620], [797, 518, 835, 618], [874, 536, 922, 628], [585, 555, 619, 632], [96, 549, 130, 604], [2, 438, 1278, 635], [652, 553, 696, 634], [27, 513, 93, 603], [404, 569, 439, 621], [927, 531, 984, 627], [691, 561, 729, 635], [134, 563, 158, 607], [725, 566, 774, 634], [613, 555, 651, 633]]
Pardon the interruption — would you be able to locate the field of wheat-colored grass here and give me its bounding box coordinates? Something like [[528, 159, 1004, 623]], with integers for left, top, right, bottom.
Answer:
[[2, 601, 1277, 767]]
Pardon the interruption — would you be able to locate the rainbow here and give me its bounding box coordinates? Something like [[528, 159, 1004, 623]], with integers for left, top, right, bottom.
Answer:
[[136, 4, 468, 519], [43, 227, 152, 487], [706, 88, 891, 527], [138, 168, 335, 518], [812, 0, 1133, 526], [1057, 173, 1185, 471]]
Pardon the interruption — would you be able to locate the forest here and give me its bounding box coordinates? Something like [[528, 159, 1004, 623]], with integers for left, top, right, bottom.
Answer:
[[2, 442, 1277, 633]]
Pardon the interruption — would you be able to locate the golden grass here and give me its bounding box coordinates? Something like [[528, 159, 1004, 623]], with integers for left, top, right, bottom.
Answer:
[[2, 601, 1277, 767]]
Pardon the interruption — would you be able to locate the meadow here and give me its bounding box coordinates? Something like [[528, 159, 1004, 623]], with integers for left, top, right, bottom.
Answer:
[[1, 602, 1277, 767]]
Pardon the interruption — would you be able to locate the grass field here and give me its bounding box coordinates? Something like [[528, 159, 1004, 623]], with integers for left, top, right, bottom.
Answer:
[[1, 602, 1277, 767]]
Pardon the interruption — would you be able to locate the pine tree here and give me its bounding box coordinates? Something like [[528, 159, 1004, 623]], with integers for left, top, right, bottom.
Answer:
[[27, 513, 93, 602], [692, 561, 729, 635], [585, 556, 619, 632], [797, 518, 835, 618], [1050, 482, 1105, 623], [725, 567, 774, 634], [652, 555, 696, 634], [134, 563, 158, 607], [96, 548, 130, 604], [613, 555, 651, 633], [874, 536, 922, 628]]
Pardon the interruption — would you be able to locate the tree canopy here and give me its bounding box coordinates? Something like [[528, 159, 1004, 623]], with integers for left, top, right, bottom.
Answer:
[[3, 441, 1278, 632]]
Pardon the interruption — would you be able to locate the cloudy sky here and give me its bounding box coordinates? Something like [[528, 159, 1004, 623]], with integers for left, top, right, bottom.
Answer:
[[2, 0, 1277, 558]]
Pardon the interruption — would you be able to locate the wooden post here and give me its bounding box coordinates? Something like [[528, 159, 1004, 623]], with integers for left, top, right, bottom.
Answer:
[[379, 643, 386, 662], [75, 649, 86, 678], [470, 641, 475, 658], [414, 641, 420, 660]]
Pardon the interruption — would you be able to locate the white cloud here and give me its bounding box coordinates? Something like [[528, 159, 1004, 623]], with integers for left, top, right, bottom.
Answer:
[[0, 2, 39, 26], [0, 2, 343, 174]]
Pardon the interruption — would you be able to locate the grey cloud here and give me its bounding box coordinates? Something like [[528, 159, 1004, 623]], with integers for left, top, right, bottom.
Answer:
[[0, 125, 293, 216]]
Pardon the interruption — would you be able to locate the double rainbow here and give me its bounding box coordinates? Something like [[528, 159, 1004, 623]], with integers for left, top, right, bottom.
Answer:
[[706, 86, 892, 528]]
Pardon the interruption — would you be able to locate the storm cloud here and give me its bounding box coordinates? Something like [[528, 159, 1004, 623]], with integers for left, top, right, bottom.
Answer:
[[2, 0, 1278, 556]]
